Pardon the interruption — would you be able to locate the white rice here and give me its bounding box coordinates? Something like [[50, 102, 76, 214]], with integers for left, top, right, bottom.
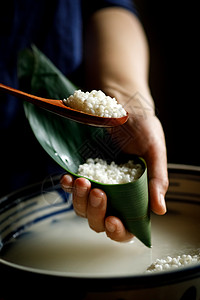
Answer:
[[77, 158, 143, 184], [146, 253, 200, 273], [63, 90, 126, 118]]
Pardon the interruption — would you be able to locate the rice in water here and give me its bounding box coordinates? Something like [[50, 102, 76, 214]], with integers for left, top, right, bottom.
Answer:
[[147, 253, 200, 273], [77, 158, 143, 184], [63, 90, 126, 118]]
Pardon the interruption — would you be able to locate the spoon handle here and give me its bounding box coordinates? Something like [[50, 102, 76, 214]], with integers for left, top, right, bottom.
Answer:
[[0, 83, 62, 106], [0, 82, 71, 115]]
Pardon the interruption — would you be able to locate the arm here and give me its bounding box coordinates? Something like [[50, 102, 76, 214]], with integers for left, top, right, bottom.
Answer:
[[84, 7, 151, 106], [61, 7, 168, 242], [84, 7, 168, 207]]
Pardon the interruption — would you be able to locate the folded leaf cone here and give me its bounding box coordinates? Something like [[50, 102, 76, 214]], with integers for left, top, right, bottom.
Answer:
[[18, 46, 151, 247]]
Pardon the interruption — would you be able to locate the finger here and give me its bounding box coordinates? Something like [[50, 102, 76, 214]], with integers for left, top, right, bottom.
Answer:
[[148, 176, 168, 215], [147, 155, 168, 215], [87, 188, 107, 233], [60, 174, 74, 193], [73, 177, 91, 217], [148, 147, 168, 215], [144, 121, 169, 215], [105, 216, 134, 242]]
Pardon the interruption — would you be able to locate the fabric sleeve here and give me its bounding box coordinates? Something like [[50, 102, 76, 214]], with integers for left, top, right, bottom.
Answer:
[[82, 0, 138, 19]]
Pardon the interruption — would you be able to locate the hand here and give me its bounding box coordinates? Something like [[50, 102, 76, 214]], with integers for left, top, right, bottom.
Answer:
[[104, 86, 169, 216], [73, 7, 169, 242], [110, 111, 169, 215], [60, 106, 168, 243], [60, 174, 134, 242]]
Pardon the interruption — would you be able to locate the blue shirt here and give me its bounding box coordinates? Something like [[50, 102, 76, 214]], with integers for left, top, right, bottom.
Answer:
[[0, 0, 137, 196]]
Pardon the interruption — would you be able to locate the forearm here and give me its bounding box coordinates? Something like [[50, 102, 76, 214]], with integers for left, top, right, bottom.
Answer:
[[84, 7, 154, 113]]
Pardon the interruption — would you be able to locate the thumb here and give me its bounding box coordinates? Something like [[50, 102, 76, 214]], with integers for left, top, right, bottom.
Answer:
[[148, 177, 168, 215], [144, 138, 169, 215]]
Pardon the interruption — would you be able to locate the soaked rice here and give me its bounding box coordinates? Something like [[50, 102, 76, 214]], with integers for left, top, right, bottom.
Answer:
[[146, 253, 200, 273], [63, 90, 126, 118], [77, 158, 143, 184]]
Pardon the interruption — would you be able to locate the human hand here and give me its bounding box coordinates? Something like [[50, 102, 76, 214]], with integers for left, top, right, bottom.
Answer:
[[60, 91, 168, 243], [110, 111, 169, 216], [73, 7, 169, 242], [103, 86, 169, 216], [60, 175, 134, 242]]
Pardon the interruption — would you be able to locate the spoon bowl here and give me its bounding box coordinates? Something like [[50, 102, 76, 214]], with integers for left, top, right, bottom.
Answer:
[[0, 83, 128, 127]]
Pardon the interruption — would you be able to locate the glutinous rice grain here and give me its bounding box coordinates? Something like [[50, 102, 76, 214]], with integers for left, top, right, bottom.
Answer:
[[77, 158, 143, 184], [63, 90, 126, 118]]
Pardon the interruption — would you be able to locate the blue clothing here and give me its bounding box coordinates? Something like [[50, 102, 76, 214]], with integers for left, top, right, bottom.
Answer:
[[0, 0, 137, 196]]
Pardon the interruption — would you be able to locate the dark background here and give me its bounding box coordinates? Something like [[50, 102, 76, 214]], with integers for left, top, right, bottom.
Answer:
[[134, 1, 199, 166], [0, 2, 199, 198]]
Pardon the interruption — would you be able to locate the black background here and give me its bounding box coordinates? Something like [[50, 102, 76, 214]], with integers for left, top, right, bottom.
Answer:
[[134, 1, 200, 166]]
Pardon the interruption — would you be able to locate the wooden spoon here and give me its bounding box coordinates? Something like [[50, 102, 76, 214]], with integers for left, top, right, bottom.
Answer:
[[0, 83, 128, 127]]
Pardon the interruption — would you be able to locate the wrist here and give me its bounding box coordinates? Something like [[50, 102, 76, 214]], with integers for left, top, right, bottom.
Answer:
[[101, 83, 155, 118]]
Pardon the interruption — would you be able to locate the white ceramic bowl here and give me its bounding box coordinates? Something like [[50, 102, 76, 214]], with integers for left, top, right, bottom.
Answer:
[[0, 164, 200, 300]]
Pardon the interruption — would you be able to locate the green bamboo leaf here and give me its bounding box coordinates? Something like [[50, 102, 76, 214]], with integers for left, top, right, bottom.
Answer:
[[18, 45, 77, 98], [18, 46, 151, 247]]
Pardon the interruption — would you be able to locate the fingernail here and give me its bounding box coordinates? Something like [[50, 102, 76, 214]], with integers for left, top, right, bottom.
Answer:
[[106, 221, 116, 233], [60, 175, 72, 188], [90, 191, 104, 208], [160, 193, 167, 213], [60, 177, 73, 192], [90, 190, 104, 207], [75, 186, 88, 197]]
